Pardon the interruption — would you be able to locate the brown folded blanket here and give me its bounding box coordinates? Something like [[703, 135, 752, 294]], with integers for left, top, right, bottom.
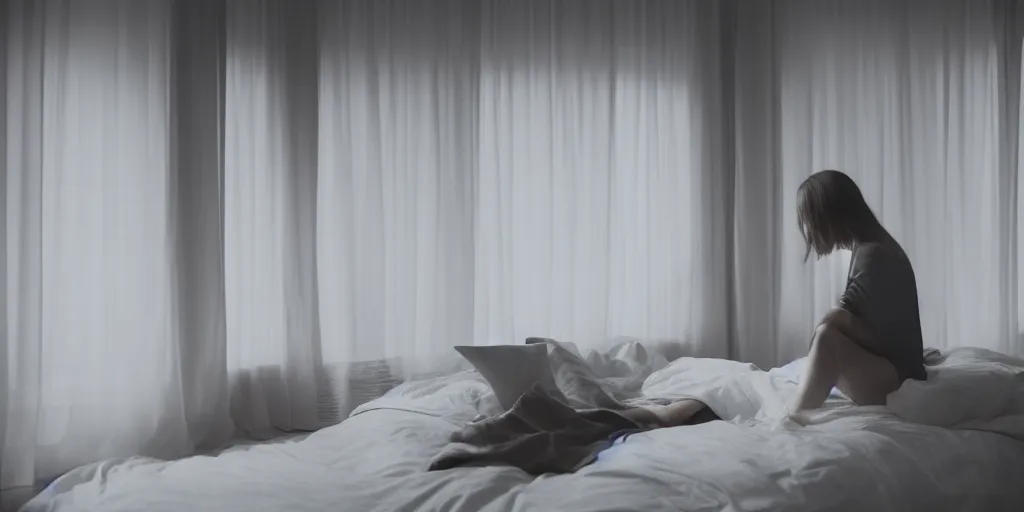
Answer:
[[428, 385, 717, 475]]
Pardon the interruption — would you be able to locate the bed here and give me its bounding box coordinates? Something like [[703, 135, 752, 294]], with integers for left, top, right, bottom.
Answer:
[[22, 341, 1024, 512]]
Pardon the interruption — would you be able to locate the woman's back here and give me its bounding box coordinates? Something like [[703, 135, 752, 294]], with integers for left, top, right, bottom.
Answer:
[[840, 242, 927, 382]]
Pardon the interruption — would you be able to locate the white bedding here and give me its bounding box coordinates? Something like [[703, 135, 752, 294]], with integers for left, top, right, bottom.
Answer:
[[23, 343, 1024, 512]]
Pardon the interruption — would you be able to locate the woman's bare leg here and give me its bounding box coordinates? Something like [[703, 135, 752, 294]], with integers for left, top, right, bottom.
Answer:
[[791, 308, 900, 412], [620, 399, 708, 427], [648, 399, 708, 427]]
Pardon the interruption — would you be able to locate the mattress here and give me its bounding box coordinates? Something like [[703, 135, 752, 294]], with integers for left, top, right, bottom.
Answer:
[[22, 344, 1024, 512]]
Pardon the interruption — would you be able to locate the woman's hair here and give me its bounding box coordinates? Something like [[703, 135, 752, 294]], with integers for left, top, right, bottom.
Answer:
[[796, 170, 882, 261]]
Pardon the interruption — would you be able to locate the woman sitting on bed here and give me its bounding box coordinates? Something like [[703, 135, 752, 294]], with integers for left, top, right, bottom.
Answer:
[[634, 170, 928, 427], [788, 169, 927, 411]]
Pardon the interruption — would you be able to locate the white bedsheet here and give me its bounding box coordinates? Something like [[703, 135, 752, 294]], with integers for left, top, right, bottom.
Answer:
[[23, 345, 1024, 512]]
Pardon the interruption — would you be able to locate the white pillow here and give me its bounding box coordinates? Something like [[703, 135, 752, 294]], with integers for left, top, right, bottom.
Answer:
[[454, 344, 565, 411]]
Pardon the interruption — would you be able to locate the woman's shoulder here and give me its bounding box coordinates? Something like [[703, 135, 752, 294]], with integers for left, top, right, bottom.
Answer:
[[856, 241, 892, 256], [854, 241, 912, 270]]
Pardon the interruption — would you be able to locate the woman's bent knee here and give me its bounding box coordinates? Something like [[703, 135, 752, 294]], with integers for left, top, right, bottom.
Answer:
[[812, 320, 852, 356], [818, 307, 854, 330]]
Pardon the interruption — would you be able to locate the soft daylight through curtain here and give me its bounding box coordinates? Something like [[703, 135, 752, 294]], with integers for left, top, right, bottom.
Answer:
[[2, 0, 197, 489], [2, 0, 1023, 490], [474, 0, 730, 357]]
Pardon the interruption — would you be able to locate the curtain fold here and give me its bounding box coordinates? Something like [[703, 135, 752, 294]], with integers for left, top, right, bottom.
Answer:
[[0, 0, 9, 490], [3, 0, 1024, 490], [996, 0, 1024, 354], [731, 0, 783, 369], [3, 0, 44, 489], [172, 0, 233, 451], [224, 0, 321, 436]]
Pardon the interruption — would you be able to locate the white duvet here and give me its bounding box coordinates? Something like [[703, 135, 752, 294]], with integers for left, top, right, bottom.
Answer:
[[23, 343, 1024, 512]]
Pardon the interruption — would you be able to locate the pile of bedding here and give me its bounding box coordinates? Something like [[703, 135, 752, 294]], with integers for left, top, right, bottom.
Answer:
[[22, 340, 1024, 512]]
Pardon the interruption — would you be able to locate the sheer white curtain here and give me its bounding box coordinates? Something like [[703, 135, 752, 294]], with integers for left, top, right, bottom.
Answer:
[[227, 0, 731, 434], [315, 0, 481, 424], [2, 0, 230, 489], [222, 0, 484, 435], [474, 0, 730, 357], [3, 0, 187, 488]]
